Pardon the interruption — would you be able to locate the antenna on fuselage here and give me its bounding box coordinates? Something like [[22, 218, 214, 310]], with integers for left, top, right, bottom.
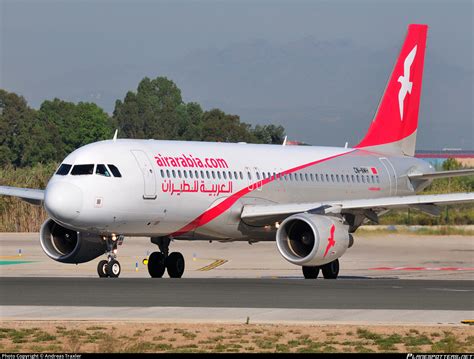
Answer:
[[344, 142, 348, 149], [282, 136, 287, 146], [113, 129, 118, 142]]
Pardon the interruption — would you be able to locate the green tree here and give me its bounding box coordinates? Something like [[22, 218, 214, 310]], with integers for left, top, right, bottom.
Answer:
[[200, 109, 256, 143], [38, 98, 112, 158], [113, 77, 183, 140], [0, 89, 61, 167], [252, 124, 286, 144]]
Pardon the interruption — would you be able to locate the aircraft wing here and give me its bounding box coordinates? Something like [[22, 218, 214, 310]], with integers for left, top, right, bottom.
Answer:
[[0, 186, 44, 205], [241, 192, 474, 226], [408, 169, 474, 180]]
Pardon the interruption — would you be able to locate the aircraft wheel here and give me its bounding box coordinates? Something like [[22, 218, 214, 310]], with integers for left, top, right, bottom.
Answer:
[[302, 266, 320, 279], [106, 259, 121, 278], [321, 259, 339, 279], [97, 260, 109, 278], [166, 252, 185, 278], [148, 252, 166, 278]]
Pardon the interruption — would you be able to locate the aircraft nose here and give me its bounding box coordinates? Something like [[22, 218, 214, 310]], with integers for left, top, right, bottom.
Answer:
[[44, 182, 83, 222]]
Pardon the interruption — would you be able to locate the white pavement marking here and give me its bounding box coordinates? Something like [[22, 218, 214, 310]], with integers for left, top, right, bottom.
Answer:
[[0, 306, 471, 325]]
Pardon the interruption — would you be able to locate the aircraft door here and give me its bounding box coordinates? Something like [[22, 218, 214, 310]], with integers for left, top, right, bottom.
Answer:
[[131, 150, 157, 199], [379, 157, 397, 196]]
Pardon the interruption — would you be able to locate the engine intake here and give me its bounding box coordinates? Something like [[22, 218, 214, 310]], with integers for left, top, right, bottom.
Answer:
[[276, 213, 351, 266], [40, 218, 106, 264]]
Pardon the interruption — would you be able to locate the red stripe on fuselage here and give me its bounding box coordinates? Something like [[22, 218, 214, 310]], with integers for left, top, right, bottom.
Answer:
[[170, 149, 357, 237]]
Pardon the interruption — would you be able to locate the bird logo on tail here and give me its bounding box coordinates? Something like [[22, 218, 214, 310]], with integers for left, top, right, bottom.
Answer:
[[397, 45, 417, 121]]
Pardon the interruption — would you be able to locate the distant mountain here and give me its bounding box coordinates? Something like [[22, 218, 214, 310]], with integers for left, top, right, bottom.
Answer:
[[22, 37, 473, 148]]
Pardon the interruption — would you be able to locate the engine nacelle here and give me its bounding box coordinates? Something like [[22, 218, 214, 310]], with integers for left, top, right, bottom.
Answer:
[[40, 218, 107, 264], [276, 213, 351, 266]]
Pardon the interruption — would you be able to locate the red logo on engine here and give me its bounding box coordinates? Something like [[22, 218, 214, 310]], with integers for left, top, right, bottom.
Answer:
[[323, 224, 336, 258]]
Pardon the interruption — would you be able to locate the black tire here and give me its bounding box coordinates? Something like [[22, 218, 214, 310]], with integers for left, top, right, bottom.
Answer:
[[321, 259, 339, 279], [97, 260, 109, 278], [302, 266, 319, 279], [148, 252, 166, 278], [166, 252, 185, 278], [106, 259, 121, 278]]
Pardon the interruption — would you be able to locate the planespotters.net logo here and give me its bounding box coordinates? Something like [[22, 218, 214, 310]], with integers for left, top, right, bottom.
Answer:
[[407, 354, 473, 359]]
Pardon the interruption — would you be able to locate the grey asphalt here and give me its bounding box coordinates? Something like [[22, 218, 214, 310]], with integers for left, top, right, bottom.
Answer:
[[0, 277, 472, 311]]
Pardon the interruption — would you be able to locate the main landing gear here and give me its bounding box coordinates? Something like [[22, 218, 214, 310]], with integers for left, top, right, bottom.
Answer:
[[148, 237, 185, 278], [302, 259, 340, 279], [97, 235, 123, 278]]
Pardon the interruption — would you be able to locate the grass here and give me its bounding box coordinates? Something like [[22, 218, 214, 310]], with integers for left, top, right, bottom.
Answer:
[[0, 323, 472, 353]]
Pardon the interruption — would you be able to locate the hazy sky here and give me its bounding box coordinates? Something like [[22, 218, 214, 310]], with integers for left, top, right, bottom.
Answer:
[[1, 0, 472, 149]]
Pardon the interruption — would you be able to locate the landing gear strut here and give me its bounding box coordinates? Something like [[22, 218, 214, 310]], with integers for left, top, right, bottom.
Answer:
[[148, 237, 185, 278], [97, 235, 123, 278], [302, 259, 339, 279]]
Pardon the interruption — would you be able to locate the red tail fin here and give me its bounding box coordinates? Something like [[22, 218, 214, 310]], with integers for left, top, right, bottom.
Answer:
[[356, 24, 428, 156]]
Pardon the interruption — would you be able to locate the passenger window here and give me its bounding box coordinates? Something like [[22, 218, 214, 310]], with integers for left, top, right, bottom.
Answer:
[[96, 164, 111, 177], [108, 165, 122, 178], [56, 164, 72, 176], [71, 164, 94, 175], [247, 172, 252, 180], [178, 170, 182, 178], [223, 172, 227, 179], [206, 171, 210, 179], [234, 171, 238, 179], [201, 170, 205, 178], [172, 170, 176, 178], [212, 171, 216, 179], [195, 170, 199, 178], [376, 176, 380, 183], [341, 175, 345, 183], [160, 169, 165, 178], [240, 172, 244, 180], [166, 170, 170, 178], [300, 173, 304, 181], [189, 171, 193, 179], [183, 170, 187, 178], [228, 171, 232, 180], [351, 175, 355, 182]]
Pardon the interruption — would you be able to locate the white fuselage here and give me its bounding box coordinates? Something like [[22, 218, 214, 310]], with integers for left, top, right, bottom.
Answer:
[[44, 139, 433, 241]]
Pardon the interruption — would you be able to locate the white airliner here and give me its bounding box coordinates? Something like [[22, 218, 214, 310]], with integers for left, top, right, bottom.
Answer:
[[1, 24, 473, 279]]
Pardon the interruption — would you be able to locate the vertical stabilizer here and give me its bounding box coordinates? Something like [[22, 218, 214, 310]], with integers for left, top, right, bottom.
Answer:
[[356, 24, 428, 156]]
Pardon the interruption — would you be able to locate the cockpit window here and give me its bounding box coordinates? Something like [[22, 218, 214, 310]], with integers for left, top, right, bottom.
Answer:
[[56, 164, 72, 176], [107, 164, 122, 178], [71, 164, 94, 175], [96, 164, 111, 177]]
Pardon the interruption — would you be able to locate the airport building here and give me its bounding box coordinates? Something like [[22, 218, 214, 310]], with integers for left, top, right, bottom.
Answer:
[[415, 149, 474, 168]]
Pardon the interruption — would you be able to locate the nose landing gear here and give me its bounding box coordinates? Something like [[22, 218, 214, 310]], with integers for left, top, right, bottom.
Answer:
[[148, 237, 185, 278], [97, 235, 123, 278]]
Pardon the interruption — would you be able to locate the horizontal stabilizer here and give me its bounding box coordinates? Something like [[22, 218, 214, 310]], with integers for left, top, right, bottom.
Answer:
[[408, 169, 474, 180]]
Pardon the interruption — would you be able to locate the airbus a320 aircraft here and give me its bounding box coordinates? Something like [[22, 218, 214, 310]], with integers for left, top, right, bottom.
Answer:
[[1, 24, 473, 279]]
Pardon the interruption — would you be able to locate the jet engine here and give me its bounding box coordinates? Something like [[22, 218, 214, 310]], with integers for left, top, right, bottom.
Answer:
[[40, 218, 107, 264], [276, 213, 352, 266]]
